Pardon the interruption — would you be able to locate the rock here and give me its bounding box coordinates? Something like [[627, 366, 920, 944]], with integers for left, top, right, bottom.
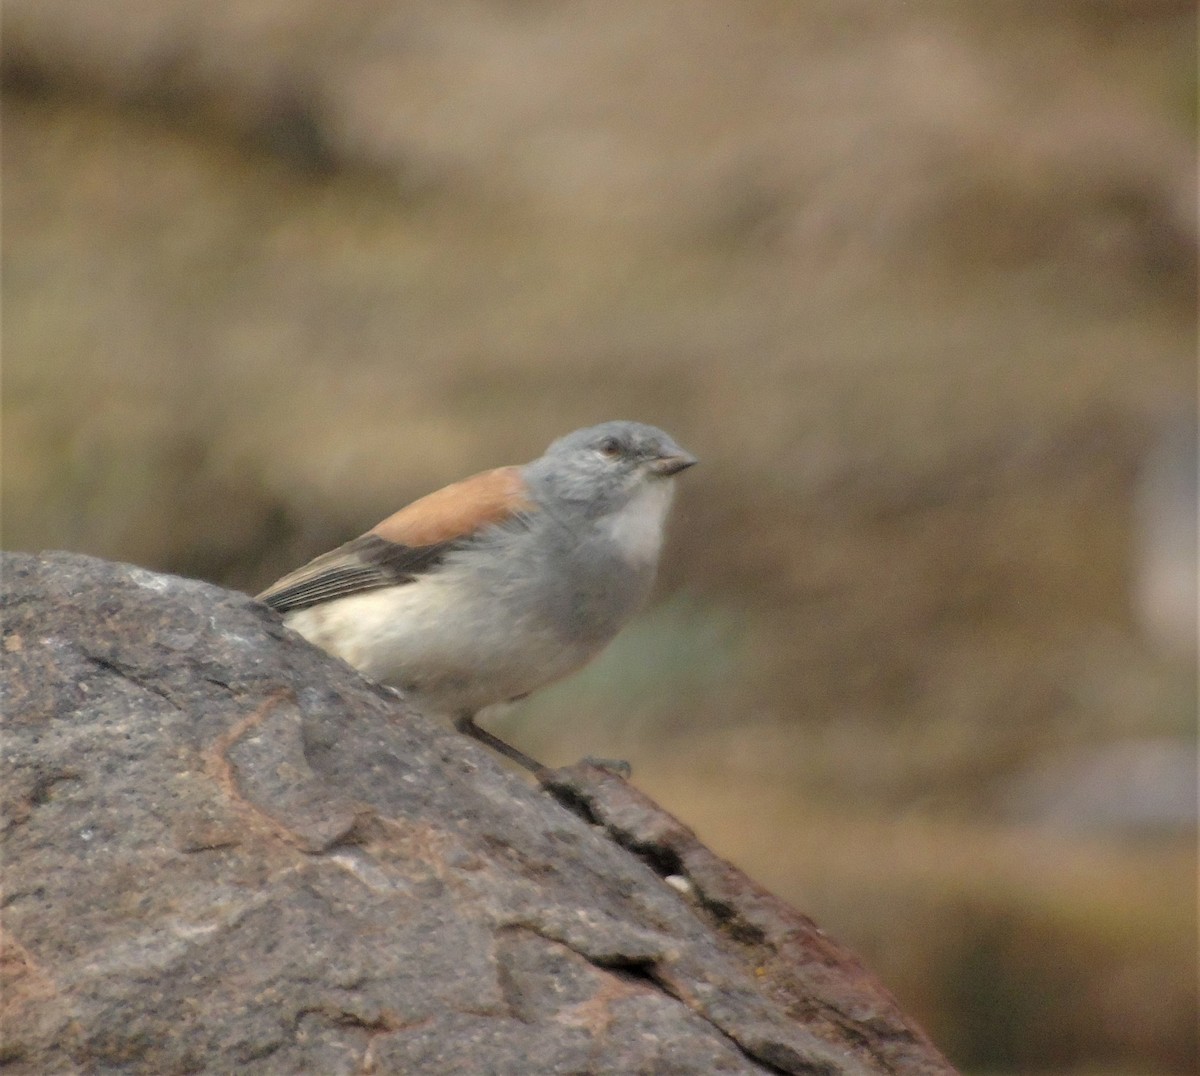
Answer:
[[1, 552, 955, 1074]]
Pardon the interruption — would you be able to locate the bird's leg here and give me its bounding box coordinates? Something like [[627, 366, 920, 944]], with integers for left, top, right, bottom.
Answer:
[[454, 712, 549, 778]]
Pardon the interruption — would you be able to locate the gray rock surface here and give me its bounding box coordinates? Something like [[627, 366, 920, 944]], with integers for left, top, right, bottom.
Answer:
[[1, 552, 954, 1074]]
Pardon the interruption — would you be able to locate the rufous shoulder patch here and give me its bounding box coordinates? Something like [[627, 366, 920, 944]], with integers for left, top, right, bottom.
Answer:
[[370, 466, 534, 547]]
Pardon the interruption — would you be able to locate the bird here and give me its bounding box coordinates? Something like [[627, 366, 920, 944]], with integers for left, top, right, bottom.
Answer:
[[257, 420, 697, 775]]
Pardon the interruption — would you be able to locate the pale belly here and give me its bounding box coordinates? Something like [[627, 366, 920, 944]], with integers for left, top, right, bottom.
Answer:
[[283, 572, 608, 717]]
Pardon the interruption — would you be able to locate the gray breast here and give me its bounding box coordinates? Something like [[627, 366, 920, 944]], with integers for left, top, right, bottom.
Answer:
[[464, 518, 656, 649]]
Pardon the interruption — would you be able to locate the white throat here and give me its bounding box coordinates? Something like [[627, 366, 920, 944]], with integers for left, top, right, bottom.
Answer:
[[601, 480, 675, 566]]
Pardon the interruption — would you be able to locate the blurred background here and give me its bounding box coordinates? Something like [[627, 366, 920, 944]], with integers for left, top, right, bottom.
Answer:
[[3, 2, 1196, 1071]]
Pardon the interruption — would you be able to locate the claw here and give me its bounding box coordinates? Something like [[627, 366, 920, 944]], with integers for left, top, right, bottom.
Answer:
[[580, 756, 632, 779]]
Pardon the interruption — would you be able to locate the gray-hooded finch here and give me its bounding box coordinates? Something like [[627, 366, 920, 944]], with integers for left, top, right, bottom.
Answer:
[[257, 421, 697, 773]]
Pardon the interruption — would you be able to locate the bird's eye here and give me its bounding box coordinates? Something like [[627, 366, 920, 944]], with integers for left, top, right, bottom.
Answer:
[[598, 437, 622, 458]]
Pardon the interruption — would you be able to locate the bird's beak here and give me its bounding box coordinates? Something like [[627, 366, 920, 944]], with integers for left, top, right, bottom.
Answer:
[[650, 451, 699, 476]]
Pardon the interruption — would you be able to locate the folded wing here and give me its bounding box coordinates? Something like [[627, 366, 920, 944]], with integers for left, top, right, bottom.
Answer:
[[256, 465, 534, 613]]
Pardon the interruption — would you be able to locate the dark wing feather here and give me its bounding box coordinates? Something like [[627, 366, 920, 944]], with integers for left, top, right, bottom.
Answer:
[[258, 466, 537, 614], [256, 534, 453, 613]]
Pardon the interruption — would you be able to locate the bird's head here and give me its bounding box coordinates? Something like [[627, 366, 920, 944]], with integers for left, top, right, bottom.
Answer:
[[527, 420, 697, 516]]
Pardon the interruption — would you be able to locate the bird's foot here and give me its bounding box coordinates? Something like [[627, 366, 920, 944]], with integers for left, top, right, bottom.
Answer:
[[580, 756, 632, 779]]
